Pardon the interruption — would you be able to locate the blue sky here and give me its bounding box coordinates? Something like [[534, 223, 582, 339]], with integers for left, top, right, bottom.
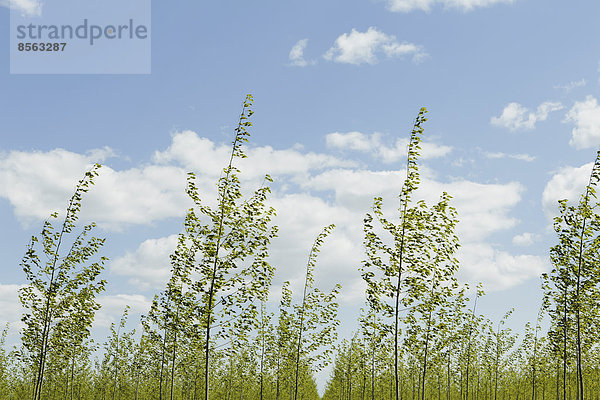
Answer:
[[2, 0, 600, 389]]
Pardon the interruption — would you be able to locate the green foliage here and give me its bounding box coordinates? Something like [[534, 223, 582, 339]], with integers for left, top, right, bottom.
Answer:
[[0, 324, 9, 397], [18, 163, 107, 400], [359, 107, 465, 400], [543, 151, 600, 399], [292, 224, 341, 400], [5, 96, 600, 400]]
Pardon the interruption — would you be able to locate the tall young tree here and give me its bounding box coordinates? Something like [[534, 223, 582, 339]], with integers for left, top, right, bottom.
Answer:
[[18, 164, 107, 400], [292, 224, 341, 400], [100, 306, 137, 400], [361, 108, 461, 400], [543, 151, 600, 400], [490, 310, 516, 400], [182, 94, 278, 400], [0, 324, 8, 397]]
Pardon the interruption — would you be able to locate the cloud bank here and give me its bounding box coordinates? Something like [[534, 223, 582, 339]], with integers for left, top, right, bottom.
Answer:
[[324, 27, 427, 65]]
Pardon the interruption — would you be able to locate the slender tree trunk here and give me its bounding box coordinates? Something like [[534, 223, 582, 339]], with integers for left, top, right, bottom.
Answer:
[[170, 307, 180, 400], [575, 209, 587, 400], [204, 259, 219, 400], [476, 371, 480, 400], [348, 342, 353, 400], [33, 273, 56, 400], [466, 297, 479, 400], [421, 297, 434, 400], [159, 300, 171, 400], [494, 356, 499, 400], [276, 359, 280, 400], [294, 237, 321, 400], [532, 334, 537, 400], [556, 361, 560, 400], [563, 287, 568, 400], [203, 98, 252, 400], [260, 302, 265, 400], [394, 138, 416, 400], [390, 363, 393, 400], [112, 324, 121, 400], [32, 186, 84, 400], [63, 361, 70, 400], [447, 357, 451, 400], [134, 365, 140, 400], [372, 342, 376, 400], [70, 354, 75, 400], [394, 221, 407, 400], [362, 359, 367, 400]]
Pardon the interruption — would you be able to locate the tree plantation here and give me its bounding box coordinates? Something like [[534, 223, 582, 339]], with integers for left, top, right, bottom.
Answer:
[[2, 95, 600, 400]]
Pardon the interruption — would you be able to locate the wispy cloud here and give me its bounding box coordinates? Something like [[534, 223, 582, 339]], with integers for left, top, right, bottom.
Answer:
[[288, 39, 316, 67], [386, 0, 516, 13], [0, 0, 42, 16], [564, 95, 600, 149], [542, 162, 595, 218], [512, 232, 540, 246], [491, 101, 563, 131], [554, 79, 586, 92], [325, 131, 451, 162], [483, 151, 535, 162], [323, 27, 427, 65], [111, 235, 179, 290]]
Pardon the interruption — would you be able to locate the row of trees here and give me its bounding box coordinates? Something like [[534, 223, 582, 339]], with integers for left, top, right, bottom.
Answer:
[[323, 113, 600, 399], [1, 95, 338, 400], [1, 96, 599, 399]]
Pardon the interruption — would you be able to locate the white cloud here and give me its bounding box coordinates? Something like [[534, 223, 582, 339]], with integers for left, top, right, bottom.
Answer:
[[0, 284, 24, 329], [491, 101, 563, 131], [483, 151, 535, 162], [458, 244, 547, 292], [106, 165, 526, 294], [303, 168, 530, 291], [325, 131, 452, 162], [118, 172, 526, 295], [1, 0, 42, 16], [1, 130, 536, 299], [153, 131, 230, 176], [96, 294, 152, 328], [387, 0, 436, 12], [323, 27, 426, 65], [542, 162, 594, 218], [0, 147, 112, 221], [386, 0, 515, 12], [564, 96, 600, 149], [512, 232, 540, 246], [110, 235, 179, 290], [326, 131, 380, 152], [445, 181, 523, 241], [0, 147, 190, 230], [0, 132, 357, 231], [288, 39, 315, 67], [554, 79, 586, 92], [154, 130, 355, 182]]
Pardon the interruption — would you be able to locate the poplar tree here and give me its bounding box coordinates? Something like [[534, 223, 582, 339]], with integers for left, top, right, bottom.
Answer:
[[543, 151, 600, 400], [182, 94, 278, 400], [292, 224, 341, 400], [360, 108, 461, 400], [100, 306, 136, 400], [490, 310, 516, 400], [0, 324, 8, 397], [18, 164, 107, 400]]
